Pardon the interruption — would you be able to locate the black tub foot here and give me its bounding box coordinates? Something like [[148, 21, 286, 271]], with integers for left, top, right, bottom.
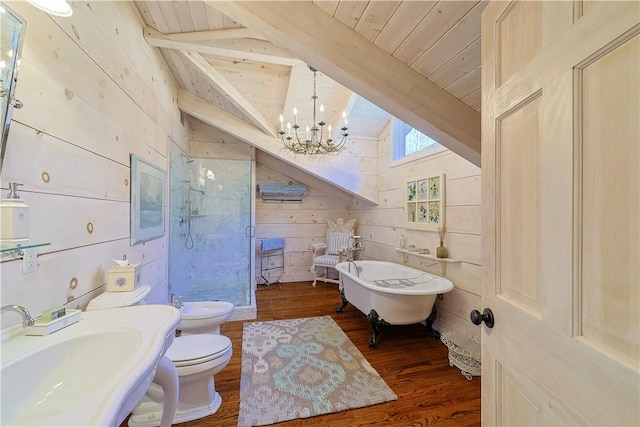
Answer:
[[425, 305, 441, 339], [336, 289, 349, 313], [367, 309, 390, 348]]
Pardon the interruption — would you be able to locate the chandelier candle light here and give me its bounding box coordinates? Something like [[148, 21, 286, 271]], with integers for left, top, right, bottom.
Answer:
[[279, 66, 348, 155]]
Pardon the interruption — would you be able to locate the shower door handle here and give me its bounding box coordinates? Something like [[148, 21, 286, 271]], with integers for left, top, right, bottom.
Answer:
[[246, 225, 255, 238]]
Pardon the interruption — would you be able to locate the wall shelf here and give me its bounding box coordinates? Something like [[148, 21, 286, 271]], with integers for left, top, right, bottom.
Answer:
[[1, 242, 51, 259], [395, 247, 459, 275]]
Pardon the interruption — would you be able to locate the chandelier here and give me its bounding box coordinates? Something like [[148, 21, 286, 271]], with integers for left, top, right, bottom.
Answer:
[[279, 66, 348, 155]]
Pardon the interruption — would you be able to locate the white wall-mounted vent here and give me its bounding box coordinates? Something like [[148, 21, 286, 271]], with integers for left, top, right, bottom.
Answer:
[[258, 183, 307, 202]]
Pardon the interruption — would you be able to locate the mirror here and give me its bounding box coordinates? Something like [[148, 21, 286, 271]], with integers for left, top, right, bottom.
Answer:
[[1, 3, 26, 174]]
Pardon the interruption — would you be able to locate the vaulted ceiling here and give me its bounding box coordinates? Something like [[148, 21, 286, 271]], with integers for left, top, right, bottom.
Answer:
[[134, 1, 486, 202]]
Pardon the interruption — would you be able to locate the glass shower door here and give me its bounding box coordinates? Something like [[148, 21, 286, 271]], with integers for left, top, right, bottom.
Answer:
[[187, 158, 253, 305], [169, 152, 254, 307]]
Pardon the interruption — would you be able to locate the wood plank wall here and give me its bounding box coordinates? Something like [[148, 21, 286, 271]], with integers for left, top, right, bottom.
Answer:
[[255, 163, 353, 283], [0, 1, 185, 325]]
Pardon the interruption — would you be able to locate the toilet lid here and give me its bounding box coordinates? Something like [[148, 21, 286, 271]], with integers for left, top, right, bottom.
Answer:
[[86, 285, 151, 310], [166, 334, 231, 366]]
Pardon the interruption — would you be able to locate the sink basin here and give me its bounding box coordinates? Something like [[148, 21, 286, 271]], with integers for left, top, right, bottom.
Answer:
[[2, 329, 141, 424], [1, 305, 180, 426]]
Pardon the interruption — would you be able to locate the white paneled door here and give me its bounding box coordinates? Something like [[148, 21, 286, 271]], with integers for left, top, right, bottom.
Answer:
[[481, 1, 639, 425]]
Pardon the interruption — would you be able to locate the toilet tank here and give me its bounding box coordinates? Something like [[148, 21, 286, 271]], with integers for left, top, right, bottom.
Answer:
[[86, 285, 151, 311]]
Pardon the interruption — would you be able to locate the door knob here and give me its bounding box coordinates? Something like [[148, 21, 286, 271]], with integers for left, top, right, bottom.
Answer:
[[470, 308, 494, 328]]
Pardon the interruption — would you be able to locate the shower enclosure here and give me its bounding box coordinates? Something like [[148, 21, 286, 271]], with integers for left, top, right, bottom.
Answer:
[[168, 143, 255, 310]]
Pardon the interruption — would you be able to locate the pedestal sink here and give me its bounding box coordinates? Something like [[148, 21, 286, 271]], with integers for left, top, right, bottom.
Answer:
[[1, 305, 180, 426]]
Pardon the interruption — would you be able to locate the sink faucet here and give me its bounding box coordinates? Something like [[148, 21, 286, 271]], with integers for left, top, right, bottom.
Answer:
[[169, 294, 183, 309], [1, 305, 35, 327]]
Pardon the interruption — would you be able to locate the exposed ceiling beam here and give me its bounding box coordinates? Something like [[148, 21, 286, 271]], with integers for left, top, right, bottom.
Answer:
[[206, 1, 481, 166], [152, 27, 265, 43], [144, 26, 300, 66], [178, 50, 277, 136], [178, 89, 378, 204]]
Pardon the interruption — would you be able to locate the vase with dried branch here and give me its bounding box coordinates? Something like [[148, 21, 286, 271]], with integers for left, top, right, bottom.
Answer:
[[436, 225, 448, 258]]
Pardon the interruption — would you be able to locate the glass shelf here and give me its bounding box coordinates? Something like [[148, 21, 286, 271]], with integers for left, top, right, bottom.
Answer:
[[0, 242, 51, 257]]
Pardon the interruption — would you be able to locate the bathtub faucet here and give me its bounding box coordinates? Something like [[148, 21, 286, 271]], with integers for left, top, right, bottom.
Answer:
[[347, 260, 362, 277], [346, 235, 364, 261]]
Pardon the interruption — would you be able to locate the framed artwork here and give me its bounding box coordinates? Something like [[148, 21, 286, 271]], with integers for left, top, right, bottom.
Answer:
[[407, 203, 416, 222], [407, 181, 417, 201], [130, 154, 166, 245], [406, 173, 445, 231]]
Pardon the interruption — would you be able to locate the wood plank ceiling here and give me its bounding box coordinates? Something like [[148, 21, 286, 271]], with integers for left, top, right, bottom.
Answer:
[[135, 1, 485, 166]]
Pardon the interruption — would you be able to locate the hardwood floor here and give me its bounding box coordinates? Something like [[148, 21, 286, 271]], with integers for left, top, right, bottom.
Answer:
[[143, 282, 480, 426]]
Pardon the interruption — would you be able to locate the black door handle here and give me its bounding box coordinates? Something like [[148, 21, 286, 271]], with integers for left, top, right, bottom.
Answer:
[[470, 308, 494, 328]]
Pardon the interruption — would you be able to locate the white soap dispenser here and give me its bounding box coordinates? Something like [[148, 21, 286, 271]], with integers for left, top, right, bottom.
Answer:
[[0, 182, 29, 247]]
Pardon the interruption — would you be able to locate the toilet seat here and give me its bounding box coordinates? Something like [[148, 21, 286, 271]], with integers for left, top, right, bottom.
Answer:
[[166, 334, 232, 367]]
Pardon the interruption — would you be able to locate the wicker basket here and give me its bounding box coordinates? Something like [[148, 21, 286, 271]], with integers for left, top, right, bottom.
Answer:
[[440, 331, 481, 380]]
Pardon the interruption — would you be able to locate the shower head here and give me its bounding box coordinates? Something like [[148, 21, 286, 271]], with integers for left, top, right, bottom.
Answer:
[[189, 187, 205, 195], [181, 153, 194, 163]]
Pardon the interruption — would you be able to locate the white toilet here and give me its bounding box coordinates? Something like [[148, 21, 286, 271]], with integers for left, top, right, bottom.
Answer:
[[178, 301, 235, 335], [86, 286, 233, 427]]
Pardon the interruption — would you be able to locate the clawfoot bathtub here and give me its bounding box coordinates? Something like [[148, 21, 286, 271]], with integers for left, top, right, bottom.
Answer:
[[335, 261, 454, 348]]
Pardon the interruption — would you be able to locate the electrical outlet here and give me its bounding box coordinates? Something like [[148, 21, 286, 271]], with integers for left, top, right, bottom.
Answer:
[[22, 248, 38, 274]]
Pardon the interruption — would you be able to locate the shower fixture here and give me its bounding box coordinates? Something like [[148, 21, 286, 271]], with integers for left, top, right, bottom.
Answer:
[[181, 153, 194, 163], [185, 187, 205, 249], [189, 187, 205, 195]]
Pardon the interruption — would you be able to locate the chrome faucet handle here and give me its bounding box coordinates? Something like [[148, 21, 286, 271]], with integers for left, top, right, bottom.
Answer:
[[169, 294, 183, 309], [349, 235, 364, 251]]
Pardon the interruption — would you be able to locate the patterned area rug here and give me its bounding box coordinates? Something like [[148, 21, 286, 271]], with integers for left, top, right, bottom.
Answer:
[[238, 316, 397, 427]]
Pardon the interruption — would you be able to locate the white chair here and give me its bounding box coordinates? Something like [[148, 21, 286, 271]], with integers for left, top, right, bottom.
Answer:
[[310, 218, 357, 287]]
